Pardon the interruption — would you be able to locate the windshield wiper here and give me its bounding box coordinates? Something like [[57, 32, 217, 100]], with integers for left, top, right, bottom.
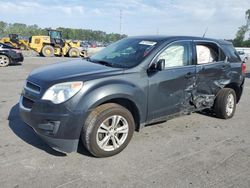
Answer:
[[95, 60, 114, 67], [88, 58, 114, 67], [88, 58, 129, 68]]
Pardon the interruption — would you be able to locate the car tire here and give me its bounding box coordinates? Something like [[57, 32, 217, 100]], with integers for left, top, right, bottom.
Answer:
[[214, 88, 236, 119], [68, 48, 80, 57], [82, 103, 135, 157], [0, 55, 10, 67], [42, 45, 54, 57]]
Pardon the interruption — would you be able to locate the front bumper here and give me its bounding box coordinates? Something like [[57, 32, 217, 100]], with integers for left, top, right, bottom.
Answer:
[[19, 95, 83, 153], [10, 52, 24, 63]]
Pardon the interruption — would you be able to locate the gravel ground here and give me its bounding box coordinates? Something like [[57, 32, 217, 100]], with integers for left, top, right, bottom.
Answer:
[[0, 57, 250, 188]]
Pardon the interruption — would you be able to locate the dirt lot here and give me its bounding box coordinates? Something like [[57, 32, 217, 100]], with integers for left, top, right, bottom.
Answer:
[[0, 57, 250, 188]]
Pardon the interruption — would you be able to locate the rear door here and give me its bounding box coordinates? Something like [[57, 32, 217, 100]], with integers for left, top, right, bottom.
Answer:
[[147, 40, 196, 121], [195, 41, 230, 96]]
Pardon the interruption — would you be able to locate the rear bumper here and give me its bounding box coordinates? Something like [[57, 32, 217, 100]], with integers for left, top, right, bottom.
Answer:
[[19, 96, 83, 153]]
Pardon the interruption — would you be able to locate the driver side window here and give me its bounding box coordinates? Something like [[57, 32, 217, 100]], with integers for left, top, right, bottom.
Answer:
[[157, 41, 192, 68]]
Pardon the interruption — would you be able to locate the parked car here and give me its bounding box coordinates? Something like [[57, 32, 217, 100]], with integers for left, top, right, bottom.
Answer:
[[237, 50, 248, 62], [19, 36, 245, 157], [0, 43, 24, 67]]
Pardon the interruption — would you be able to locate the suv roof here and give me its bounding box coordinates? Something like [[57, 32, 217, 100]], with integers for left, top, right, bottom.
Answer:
[[128, 35, 232, 45]]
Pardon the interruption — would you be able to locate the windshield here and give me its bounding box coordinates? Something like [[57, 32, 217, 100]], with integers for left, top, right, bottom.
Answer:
[[90, 38, 158, 68]]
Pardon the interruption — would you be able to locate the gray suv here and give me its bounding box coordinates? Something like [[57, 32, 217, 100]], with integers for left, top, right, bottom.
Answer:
[[19, 36, 246, 157]]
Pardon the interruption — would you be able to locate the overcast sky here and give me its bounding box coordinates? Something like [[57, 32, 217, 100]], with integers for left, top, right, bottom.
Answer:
[[0, 0, 249, 39]]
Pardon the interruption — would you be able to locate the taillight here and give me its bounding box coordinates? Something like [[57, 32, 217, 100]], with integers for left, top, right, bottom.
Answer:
[[242, 63, 246, 74]]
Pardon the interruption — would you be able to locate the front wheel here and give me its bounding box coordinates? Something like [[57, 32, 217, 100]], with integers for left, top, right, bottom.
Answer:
[[0, 55, 10, 67], [82, 103, 135, 157], [214, 88, 236, 119], [42, 45, 54, 57], [68, 48, 80, 57]]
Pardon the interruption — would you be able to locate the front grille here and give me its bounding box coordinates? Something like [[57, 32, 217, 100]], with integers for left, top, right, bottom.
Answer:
[[22, 97, 34, 109], [26, 81, 41, 93]]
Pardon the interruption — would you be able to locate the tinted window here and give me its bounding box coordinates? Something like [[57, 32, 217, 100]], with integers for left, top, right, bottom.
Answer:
[[222, 44, 241, 62], [157, 41, 192, 68]]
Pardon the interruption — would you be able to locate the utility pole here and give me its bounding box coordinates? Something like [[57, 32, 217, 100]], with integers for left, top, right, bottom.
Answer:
[[120, 9, 122, 35]]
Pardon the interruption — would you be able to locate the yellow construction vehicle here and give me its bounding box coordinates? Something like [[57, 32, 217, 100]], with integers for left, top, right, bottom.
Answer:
[[29, 29, 87, 57], [0, 34, 29, 50]]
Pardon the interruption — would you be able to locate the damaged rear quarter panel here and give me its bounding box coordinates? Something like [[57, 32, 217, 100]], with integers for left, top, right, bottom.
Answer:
[[195, 62, 231, 95]]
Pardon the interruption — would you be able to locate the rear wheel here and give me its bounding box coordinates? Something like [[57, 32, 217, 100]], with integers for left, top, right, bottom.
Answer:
[[82, 103, 135, 157], [68, 48, 80, 57], [42, 45, 54, 57], [214, 88, 236, 119], [0, 55, 10, 67]]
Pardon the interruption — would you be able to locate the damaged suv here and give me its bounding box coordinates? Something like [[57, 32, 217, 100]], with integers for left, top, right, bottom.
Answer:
[[19, 36, 245, 157]]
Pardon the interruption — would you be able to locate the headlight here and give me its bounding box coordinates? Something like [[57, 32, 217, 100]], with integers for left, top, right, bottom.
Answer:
[[42, 82, 83, 104]]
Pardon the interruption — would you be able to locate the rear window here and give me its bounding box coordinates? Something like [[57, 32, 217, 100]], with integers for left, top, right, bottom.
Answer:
[[221, 44, 241, 62]]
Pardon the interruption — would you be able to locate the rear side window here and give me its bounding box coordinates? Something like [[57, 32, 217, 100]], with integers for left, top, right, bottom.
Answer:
[[222, 44, 241, 62], [195, 42, 226, 64]]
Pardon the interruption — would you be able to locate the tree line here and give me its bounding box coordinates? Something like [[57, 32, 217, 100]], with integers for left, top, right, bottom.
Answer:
[[233, 9, 250, 47], [1, 11, 250, 47], [0, 21, 127, 42]]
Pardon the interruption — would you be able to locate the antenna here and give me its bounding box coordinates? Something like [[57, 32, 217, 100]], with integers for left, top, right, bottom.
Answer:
[[202, 27, 208, 38], [120, 9, 122, 35]]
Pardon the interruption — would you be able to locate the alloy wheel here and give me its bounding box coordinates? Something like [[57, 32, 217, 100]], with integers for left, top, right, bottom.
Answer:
[[96, 115, 129, 151], [0, 55, 9, 67], [226, 93, 235, 116]]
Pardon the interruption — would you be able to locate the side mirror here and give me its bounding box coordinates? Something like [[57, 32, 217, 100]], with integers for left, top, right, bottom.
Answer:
[[156, 59, 165, 71]]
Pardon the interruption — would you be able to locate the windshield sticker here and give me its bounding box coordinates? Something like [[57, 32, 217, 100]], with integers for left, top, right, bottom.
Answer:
[[139, 41, 157, 46]]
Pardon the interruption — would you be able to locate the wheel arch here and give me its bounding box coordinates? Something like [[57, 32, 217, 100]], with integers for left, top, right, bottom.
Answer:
[[99, 98, 141, 131], [82, 94, 142, 132], [43, 43, 54, 47], [224, 82, 243, 103]]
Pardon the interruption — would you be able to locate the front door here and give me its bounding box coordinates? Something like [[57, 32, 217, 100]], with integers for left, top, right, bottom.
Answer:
[[147, 41, 196, 121]]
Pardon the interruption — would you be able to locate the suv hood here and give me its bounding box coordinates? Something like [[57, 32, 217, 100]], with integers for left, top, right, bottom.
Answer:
[[28, 59, 123, 85]]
